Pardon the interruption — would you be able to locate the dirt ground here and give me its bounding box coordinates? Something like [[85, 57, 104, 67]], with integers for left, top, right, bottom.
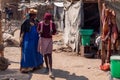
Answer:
[[0, 32, 110, 80]]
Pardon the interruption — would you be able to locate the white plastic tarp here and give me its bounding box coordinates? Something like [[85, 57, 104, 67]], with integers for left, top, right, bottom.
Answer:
[[54, 2, 64, 7], [64, 0, 84, 53]]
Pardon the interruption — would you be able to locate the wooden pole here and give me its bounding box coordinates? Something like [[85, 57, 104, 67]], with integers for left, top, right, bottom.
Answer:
[[0, 10, 4, 57], [98, 0, 106, 65]]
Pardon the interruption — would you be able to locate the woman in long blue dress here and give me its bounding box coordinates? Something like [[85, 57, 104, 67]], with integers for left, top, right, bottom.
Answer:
[[20, 9, 43, 73]]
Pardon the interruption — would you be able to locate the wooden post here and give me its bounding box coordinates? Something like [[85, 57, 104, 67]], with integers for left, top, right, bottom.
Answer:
[[0, 11, 4, 57], [98, 0, 106, 65]]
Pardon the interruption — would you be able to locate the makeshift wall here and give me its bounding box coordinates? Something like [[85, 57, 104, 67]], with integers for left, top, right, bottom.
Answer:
[[64, 0, 84, 53], [105, 0, 120, 32], [1, 0, 19, 20], [37, 4, 54, 21]]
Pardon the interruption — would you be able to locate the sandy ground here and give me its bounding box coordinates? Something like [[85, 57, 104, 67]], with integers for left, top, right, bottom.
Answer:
[[0, 33, 111, 80]]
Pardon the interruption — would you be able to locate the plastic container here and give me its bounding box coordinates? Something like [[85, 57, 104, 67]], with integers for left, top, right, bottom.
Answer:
[[79, 29, 93, 46], [110, 55, 120, 78]]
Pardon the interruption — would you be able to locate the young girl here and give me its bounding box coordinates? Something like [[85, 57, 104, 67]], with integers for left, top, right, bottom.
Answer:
[[37, 13, 56, 77]]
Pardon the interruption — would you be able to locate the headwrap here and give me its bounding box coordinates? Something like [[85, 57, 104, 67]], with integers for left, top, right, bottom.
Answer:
[[29, 9, 37, 14], [44, 13, 52, 20]]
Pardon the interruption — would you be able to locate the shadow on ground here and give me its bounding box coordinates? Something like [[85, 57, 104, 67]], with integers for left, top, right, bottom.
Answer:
[[34, 68, 89, 80], [10, 60, 20, 64], [0, 69, 32, 80]]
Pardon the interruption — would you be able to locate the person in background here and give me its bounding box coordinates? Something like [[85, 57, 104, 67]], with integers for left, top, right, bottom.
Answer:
[[37, 13, 56, 78], [23, 8, 30, 20], [5, 7, 13, 21], [5, 7, 9, 20], [95, 35, 102, 58], [8, 8, 13, 21], [20, 9, 43, 73]]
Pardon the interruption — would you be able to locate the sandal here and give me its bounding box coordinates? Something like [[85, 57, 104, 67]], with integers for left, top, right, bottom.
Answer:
[[20, 68, 33, 73], [49, 71, 54, 78]]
